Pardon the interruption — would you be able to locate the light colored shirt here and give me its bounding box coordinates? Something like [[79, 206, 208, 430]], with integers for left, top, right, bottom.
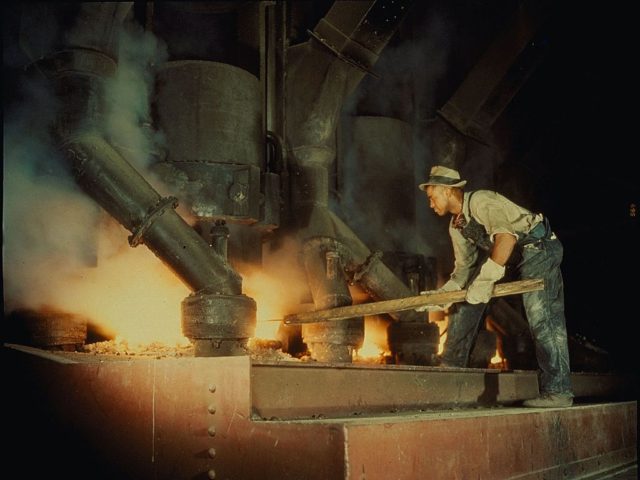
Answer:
[[448, 190, 543, 288]]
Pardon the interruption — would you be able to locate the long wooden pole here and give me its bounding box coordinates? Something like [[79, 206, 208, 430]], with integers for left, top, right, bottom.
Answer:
[[282, 278, 543, 325]]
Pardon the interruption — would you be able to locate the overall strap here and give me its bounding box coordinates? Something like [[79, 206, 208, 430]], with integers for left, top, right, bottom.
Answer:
[[458, 192, 493, 252]]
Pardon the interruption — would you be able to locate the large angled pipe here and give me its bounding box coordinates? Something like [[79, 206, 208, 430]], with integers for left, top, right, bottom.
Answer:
[[60, 132, 242, 295], [436, 0, 551, 146], [31, 3, 253, 354], [284, 0, 439, 363], [286, 0, 422, 318]]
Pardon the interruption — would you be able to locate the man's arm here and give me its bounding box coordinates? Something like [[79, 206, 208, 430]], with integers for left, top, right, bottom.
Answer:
[[490, 233, 517, 266]]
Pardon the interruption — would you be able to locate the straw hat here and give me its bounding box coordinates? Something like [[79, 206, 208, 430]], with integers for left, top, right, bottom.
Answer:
[[418, 165, 467, 190]]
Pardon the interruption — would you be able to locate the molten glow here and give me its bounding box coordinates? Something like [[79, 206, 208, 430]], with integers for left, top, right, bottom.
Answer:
[[490, 348, 508, 370], [357, 336, 383, 358], [40, 221, 190, 346], [490, 349, 504, 365], [437, 316, 449, 355], [241, 267, 304, 340], [438, 332, 447, 355], [355, 318, 390, 361]]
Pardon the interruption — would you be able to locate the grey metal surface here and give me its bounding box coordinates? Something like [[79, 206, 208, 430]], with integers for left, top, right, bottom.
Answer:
[[155, 61, 262, 167], [301, 237, 363, 362], [153, 61, 270, 225], [182, 292, 256, 356]]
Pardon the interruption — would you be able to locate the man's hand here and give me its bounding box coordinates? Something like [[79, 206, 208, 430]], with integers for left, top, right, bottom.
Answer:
[[465, 258, 505, 304], [415, 279, 461, 312]]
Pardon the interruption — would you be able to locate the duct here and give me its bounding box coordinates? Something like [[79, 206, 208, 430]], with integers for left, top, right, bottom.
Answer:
[[436, 0, 550, 145], [301, 237, 364, 363], [309, 0, 412, 77], [282, 1, 441, 364], [32, 3, 255, 355], [286, 0, 414, 172], [328, 211, 440, 365], [61, 133, 242, 296]]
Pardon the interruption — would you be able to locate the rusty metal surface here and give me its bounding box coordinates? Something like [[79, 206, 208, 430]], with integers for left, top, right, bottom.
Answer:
[[4, 345, 637, 480], [5, 349, 343, 480], [251, 361, 637, 421], [251, 362, 539, 420], [343, 402, 637, 480]]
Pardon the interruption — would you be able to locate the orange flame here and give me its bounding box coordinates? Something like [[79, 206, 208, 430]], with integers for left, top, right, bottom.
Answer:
[[31, 219, 191, 346], [490, 349, 503, 365], [238, 238, 310, 340], [354, 317, 390, 361]]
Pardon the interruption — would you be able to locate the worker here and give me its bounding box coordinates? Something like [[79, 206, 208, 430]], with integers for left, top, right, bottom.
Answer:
[[418, 165, 573, 408]]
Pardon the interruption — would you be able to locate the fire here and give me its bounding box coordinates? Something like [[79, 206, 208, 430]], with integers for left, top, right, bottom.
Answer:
[[437, 315, 449, 355], [29, 219, 191, 346], [438, 331, 447, 355], [236, 236, 310, 341], [240, 265, 308, 340], [489, 348, 508, 370], [490, 350, 502, 364], [354, 317, 390, 361], [356, 336, 383, 358]]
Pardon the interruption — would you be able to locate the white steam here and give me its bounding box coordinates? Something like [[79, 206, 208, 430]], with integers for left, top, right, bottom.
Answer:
[[3, 16, 190, 344]]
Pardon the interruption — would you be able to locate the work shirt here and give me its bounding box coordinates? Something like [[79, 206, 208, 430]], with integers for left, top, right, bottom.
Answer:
[[448, 190, 543, 288]]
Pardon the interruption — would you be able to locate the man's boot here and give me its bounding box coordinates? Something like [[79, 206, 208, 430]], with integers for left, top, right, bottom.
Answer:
[[522, 393, 573, 408]]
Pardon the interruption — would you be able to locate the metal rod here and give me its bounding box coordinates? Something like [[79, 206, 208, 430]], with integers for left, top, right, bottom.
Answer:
[[283, 279, 543, 325]]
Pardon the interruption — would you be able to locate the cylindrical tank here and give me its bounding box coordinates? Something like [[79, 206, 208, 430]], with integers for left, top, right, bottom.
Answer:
[[153, 61, 264, 223], [155, 60, 262, 167]]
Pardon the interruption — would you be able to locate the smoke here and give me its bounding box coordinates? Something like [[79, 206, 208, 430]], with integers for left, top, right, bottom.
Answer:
[[102, 21, 168, 172], [3, 110, 100, 311], [3, 13, 190, 344], [335, 10, 454, 268]]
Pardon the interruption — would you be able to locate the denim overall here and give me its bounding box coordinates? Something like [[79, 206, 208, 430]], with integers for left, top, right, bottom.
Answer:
[[440, 198, 572, 396]]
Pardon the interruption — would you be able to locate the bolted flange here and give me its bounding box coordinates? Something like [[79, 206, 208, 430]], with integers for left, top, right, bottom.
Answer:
[[182, 292, 256, 357]]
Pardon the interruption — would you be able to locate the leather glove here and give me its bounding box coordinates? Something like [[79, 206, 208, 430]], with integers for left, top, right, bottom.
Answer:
[[465, 258, 505, 304], [415, 279, 461, 312]]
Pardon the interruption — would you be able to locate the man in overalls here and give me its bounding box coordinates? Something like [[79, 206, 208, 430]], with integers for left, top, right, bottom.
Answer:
[[419, 165, 573, 408]]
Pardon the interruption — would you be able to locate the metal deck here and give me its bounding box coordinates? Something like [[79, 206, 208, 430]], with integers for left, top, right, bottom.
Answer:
[[4, 345, 637, 479]]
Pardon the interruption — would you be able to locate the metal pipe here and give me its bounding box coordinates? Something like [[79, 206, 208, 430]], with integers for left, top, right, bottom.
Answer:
[[62, 133, 242, 295], [327, 210, 426, 323], [210, 220, 230, 260], [301, 237, 363, 363]]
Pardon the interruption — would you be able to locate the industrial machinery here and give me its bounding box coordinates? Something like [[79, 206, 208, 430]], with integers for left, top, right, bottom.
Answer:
[[3, 2, 636, 478]]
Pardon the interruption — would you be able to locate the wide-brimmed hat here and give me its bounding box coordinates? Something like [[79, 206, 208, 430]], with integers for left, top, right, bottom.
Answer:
[[418, 165, 467, 190]]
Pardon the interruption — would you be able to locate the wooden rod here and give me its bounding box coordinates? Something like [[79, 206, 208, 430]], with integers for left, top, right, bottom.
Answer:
[[283, 278, 543, 325]]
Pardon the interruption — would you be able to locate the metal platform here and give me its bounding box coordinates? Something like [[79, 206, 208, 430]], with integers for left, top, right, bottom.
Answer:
[[4, 344, 637, 479]]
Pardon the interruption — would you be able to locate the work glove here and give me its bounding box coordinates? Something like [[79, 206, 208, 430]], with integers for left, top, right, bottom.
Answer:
[[415, 279, 461, 312], [465, 258, 505, 304]]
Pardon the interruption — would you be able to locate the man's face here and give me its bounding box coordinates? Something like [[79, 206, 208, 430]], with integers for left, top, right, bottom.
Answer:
[[426, 185, 450, 216]]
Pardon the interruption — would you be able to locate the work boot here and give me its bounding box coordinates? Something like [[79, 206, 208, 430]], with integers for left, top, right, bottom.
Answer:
[[522, 393, 573, 408]]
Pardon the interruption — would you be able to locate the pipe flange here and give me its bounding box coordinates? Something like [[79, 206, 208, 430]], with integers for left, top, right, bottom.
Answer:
[[352, 250, 383, 283], [307, 29, 379, 78], [182, 293, 256, 344], [31, 48, 117, 79], [128, 196, 179, 247]]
